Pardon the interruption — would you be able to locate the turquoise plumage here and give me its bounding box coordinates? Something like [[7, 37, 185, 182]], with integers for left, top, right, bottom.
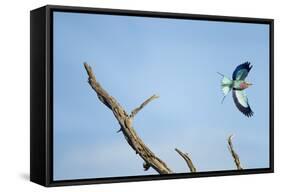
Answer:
[[218, 62, 253, 117]]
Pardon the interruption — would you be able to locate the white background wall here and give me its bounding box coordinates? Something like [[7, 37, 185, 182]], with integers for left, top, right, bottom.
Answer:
[[0, 0, 279, 191]]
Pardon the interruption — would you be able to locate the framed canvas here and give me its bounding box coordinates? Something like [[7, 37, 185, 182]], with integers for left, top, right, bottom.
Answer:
[[30, 5, 274, 187]]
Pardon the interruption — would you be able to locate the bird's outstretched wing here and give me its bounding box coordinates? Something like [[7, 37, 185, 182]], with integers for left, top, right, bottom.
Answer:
[[232, 62, 252, 80], [232, 90, 253, 117]]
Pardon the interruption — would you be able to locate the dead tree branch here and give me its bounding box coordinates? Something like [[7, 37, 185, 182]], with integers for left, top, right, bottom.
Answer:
[[84, 62, 244, 174], [227, 135, 243, 170], [175, 148, 196, 172], [130, 95, 159, 118], [84, 63, 172, 174]]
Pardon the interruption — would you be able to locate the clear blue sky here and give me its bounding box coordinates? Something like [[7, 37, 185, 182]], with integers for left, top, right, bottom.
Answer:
[[53, 11, 270, 180]]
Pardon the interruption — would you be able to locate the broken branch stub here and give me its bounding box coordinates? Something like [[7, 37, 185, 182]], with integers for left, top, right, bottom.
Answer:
[[227, 135, 243, 170], [175, 148, 196, 172]]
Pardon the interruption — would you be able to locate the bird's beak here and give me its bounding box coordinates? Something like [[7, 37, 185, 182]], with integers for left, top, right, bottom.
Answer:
[[247, 83, 253, 86]]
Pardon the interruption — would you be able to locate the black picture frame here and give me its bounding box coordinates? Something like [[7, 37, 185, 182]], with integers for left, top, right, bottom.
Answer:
[[30, 5, 274, 187]]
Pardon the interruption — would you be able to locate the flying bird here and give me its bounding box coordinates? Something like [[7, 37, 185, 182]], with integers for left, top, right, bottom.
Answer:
[[218, 62, 254, 117]]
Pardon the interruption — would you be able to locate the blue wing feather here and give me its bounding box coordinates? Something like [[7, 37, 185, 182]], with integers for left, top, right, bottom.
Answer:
[[232, 62, 252, 80]]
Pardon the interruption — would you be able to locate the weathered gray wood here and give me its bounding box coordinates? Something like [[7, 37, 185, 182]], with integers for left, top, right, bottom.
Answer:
[[175, 148, 196, 172], [84, 62, 244, 174], [228, 135, 243, 170], [84, 63, 172, 174]]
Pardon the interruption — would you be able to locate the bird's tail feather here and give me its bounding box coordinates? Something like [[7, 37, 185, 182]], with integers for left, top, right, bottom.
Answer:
[[221, 95, 227, 104], [217, 72, 233, 101]]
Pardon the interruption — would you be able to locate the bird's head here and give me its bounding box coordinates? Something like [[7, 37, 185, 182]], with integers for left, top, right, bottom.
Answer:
[[245, 82, 253, 88]]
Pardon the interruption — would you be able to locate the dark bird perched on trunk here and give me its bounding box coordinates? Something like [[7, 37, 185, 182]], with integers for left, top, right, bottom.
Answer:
[[218, 62, 254, 117]]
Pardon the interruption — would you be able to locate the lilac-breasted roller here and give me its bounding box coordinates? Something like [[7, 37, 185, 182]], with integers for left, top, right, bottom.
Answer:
[[218, 62, 253, 117]]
